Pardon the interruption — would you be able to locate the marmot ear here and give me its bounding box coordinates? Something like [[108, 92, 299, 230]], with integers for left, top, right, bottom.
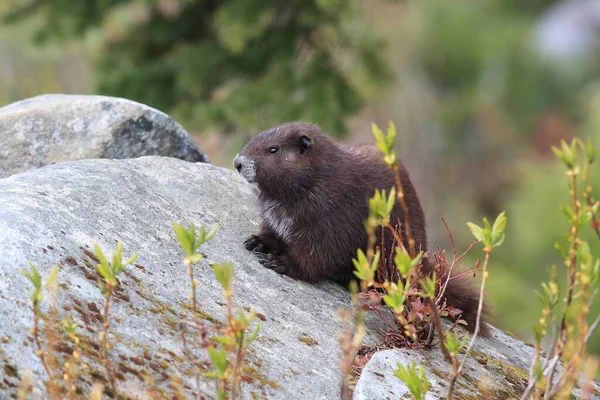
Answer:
[[299, 135, 312, 155]]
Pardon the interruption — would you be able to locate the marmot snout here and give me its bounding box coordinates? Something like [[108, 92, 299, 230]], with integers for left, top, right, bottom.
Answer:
[[233, 154, 257, 183]]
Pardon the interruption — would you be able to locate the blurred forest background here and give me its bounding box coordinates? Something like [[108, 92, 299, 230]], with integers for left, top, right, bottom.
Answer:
[[1, 0, 599, 355]]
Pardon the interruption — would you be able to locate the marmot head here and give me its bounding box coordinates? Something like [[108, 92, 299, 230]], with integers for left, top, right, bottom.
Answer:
[[233, 122, 337, 201]]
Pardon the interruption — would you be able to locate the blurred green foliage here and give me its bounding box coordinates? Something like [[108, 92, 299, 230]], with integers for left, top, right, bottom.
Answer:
[[2, 0, 392, 136], [417, 0, 591, 150], [410, 0, 600, 357]]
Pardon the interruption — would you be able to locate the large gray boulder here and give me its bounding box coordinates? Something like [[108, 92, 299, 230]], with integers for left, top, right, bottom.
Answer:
[[0, 156, 597, 399], [0, 94, 210, 179], [0, 156, 384, 399]]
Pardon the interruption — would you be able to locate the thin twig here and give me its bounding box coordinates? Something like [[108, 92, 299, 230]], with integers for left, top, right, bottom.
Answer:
[[392, 164, 415, 256], [584, 313, 600, 344], [543, 356, 573, 399], [559, 173, 580, 342], [447, 251, 490, 399], [542, 320, 559, 371], [520, 354, 561, 400], [454, 240, 480, 265], [426, 297, 452, 363], [436, 240, 479, 306], [101, 291, 117, 398], [435, 213, 479, 306], [179, 324, 203, 400], [385, 221, 408, 257], [369, 303, 397, 331], [581, 160, 600, 241], [232, 332, 245, 400], [438, 213, 458, 260]]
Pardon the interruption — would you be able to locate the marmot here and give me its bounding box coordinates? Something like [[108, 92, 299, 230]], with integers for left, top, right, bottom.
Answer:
[[234, 122, 489, 336]]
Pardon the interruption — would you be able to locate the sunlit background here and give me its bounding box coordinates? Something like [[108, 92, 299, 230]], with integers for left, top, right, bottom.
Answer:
[[1, 0, 599, 356]]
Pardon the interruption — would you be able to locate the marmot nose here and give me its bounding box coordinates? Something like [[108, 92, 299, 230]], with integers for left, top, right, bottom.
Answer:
[[233, 155, 242, 172]]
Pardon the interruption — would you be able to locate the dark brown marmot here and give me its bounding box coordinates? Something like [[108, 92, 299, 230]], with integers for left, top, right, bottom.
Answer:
[[234, 122, 489, 336]]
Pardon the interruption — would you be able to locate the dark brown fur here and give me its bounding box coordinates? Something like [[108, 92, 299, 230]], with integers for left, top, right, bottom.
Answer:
[[234, 122, 490, 336]]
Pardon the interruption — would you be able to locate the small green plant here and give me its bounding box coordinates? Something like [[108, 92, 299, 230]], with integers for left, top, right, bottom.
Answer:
[[173, 221, 219, 316], [209, 262, 260, 400], [21, 252, 134, 399], [443, 329, 468, 358], [93, 240, 138, 398], [173, 221, 260, 400], [520, 138, 600, 400], [341, 121, 507, 399], [393, 361, 431, 400], [446, 211, 506, 399], [365, 122, 495, 340], [339, 280, 366, 398], [17, 219, 260, 400], [62, 317, 84, 399], [19, 262, 60, 398]]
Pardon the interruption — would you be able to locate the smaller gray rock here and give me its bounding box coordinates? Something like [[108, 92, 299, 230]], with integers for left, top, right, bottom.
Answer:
[[354, 325, 600, 399], [0, 94, 210, 178]]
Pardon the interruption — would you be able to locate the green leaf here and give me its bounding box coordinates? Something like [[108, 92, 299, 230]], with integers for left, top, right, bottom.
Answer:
[[444, 329, 468, 357], [112, 240, 123, 273], [352, 248, 378, 285], [554, 242, 567, 259], [205, 224, 220, 242], [173, 221, 194, 256], [386, 187, 396, 216], [491, 211, 507, 248], [125, 253, 138, 267], [387, 121, 397, 147], [45, 265, 59, 289], [419, 273, 436, 298], [198, 226, 207, 245], [586, 138, 595, 164], [371, 123, 386, 147], [551, 146, 564, 164], [212, 263, 233, 291], [352, 248, 367, 270], [93, 242, 134, 282], [20, 262, 45, 305], [383, 282, 406, 312], [207, 346, 228, 375], [394, 250, 422, 279], [482, 217, 492, 236], [245, 324, 261, 345], [371, 250, 381, 274], [62, 317, 79, 336], [215, 336, 237, 347], [393, 361, 430, 400], [560, 204, 574, 221], [466, 222, 486, 243], [20, 262, 42, 290], [591, 200, 599, 215], [94, 244, 111, 280]]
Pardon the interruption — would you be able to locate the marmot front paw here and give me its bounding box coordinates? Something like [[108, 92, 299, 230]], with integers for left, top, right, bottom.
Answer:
[[244, 234, 284, 255]]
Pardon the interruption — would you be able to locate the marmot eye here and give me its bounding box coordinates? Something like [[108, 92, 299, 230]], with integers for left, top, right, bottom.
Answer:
[[268, 147, 279, 154]]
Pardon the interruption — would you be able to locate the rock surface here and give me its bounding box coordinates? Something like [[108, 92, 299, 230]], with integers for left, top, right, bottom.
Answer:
[[0, 156, 385, 399], [0, 94, 210, 179], [354, 325, 599, 399]]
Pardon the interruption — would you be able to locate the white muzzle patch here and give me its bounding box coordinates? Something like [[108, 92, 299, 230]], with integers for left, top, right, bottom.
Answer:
[[233, 154, 257, 183]]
